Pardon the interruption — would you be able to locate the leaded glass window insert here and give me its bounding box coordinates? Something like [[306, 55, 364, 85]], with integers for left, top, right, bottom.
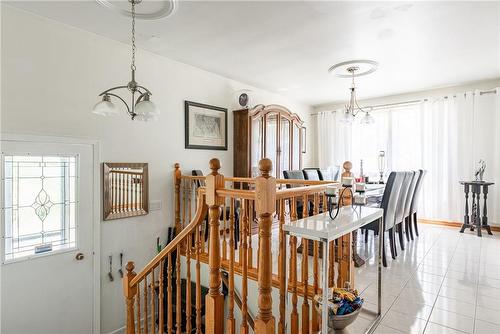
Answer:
[[3, 155, 78, 261]]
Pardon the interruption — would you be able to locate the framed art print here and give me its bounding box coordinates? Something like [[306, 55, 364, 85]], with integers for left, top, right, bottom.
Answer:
[[185, 101, 228, 150]]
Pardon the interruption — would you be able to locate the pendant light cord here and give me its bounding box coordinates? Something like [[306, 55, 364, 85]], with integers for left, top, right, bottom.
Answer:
[[131, 0, 136, 71]]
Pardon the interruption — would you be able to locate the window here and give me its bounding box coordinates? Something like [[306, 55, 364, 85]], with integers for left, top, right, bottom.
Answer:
[[3, 155, 78, 261]]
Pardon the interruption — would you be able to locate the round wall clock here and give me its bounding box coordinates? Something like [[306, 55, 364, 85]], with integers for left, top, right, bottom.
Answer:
[[238, 93, 249, 107]]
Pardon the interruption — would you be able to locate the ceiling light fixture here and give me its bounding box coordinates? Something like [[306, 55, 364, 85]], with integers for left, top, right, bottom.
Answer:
[[329, 60, 378, 125], [92, 0, 159, 121]]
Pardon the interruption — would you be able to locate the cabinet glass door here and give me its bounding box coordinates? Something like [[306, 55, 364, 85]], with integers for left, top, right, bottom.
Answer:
[[265, 113, 278, 177], [292, 124, 301, 170], [280, 117, 291, 177], [251, 117, 263, 177]]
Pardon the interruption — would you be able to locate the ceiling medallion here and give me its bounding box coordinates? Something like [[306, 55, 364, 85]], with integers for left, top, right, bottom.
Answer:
[[328, 60, 379, 125], [95, 0, 177, 20]]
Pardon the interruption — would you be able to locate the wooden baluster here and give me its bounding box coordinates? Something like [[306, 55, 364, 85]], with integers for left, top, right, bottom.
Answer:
[[205, 158, 224, 333], [278, 199, 287, 334], [195, 225, 202, 334], [144, 277, 148, 334], [312, 193, 320, 331], [176, 245, 181, 334], [290, 235, 299, 334], [247, 200, 253, 269], [240, 199, 249, 334], [300, 193, 310, 334], [188, 181, 193, 222], [124, 262, 137, 334], [302, 193, 308, 218], [227, 198, 236, 334], [158, 262, 164, 334], [186, 237, 192, 334], [174, 163, 182, 235], [167, 254, 172, 334], [301, 237, 310, 334], [255, 159, 276, 333], [182, 179, 187, 230], [291, 196, 298, 221], [137, 281, 141, 334], [150, 268, 156, 334], [222, 200, 227, 260], [239, 202, 244, 265]]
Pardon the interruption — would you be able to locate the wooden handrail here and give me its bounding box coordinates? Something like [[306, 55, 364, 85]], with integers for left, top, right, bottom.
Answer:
[[276, 179, 337, 185], [216, 188, 256, 200], [129, 189, 207, 287], [181, 173, 338, 186], [276, 184, 332, 199]]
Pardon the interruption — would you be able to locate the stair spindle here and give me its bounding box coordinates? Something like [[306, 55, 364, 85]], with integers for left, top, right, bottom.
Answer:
[[240, 199, 249, 334], [227, 198, 236, 334]]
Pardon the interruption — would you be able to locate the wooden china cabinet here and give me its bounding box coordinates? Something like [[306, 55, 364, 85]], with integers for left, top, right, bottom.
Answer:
[[233, 104, 304, 180]]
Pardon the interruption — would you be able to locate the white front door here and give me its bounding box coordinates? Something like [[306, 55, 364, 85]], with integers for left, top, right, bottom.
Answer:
[[1, 139, 96, 334]]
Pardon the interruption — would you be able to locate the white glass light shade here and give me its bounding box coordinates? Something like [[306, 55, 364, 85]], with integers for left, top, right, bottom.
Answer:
[[92, 96, 117, 116], [360, 112, 375, 125], [135, 99, 159, 121], [339, 110, 354, 124]]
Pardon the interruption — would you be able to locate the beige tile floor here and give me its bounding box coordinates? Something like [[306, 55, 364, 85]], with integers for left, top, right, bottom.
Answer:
[[354, 223, 500, 334]]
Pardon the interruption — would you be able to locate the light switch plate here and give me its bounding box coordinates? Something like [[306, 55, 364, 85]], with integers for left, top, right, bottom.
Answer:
[[149, 200, 162, 211]]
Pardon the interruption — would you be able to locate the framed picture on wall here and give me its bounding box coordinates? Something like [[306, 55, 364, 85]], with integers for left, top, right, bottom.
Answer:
[[185, 101, 228, 150]]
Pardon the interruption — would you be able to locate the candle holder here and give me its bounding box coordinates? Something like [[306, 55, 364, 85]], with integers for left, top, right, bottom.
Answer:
[[327, 184, 367, 221]]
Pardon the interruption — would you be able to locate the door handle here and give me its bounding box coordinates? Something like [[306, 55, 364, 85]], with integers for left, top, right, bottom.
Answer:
[[75, 252, 84, 260]]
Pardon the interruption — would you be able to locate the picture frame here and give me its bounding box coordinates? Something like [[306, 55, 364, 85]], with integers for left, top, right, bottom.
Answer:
[[301, 127, 307, 154], [185, 101, 228, 150], [102, 162, 149, 221]]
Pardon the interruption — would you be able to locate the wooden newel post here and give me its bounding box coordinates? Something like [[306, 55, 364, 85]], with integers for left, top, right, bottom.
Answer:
[[255, 158, 276, 334], [205, 158, 225, 333], [123, 262, 137, 334], [174, 163, 182, 234]]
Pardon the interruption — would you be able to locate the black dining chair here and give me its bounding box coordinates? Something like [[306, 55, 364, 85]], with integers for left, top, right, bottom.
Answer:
[[394, 171, 414, 252], [303, 168, 321, 181], [409, 170, 427, 238], [283, 170, 310, 218], [402, 170, 420, 241], [363, 171, 405, 266]]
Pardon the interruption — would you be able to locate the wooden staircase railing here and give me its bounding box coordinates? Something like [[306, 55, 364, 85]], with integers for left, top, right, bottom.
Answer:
[[124, 158, 353, 334]]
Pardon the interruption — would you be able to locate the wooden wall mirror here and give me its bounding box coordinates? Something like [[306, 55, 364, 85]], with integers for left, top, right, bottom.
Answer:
[[103, 163, 149, 220]]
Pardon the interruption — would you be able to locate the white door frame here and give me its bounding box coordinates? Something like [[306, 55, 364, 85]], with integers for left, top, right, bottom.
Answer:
[[0, 133, 101, 334]]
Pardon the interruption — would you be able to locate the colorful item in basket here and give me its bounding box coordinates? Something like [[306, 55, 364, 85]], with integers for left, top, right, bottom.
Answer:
[[314, 285, 364, 316]]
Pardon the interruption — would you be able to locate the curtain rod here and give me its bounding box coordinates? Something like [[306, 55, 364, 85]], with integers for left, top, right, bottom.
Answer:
[[312, 88, 497, 115]]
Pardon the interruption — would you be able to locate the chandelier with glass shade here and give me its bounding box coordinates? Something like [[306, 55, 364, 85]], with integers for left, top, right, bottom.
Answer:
[[92, 0, 159, 121], [329, 60, 378, 125]]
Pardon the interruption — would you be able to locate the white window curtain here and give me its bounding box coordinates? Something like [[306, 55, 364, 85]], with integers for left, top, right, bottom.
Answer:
[[316, 88, 500, 224]]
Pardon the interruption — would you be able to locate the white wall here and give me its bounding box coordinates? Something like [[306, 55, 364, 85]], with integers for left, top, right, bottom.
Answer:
[[0, 5, 312, 333]]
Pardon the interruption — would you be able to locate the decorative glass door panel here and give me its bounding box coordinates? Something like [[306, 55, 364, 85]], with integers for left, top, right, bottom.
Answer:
[[292, 124, 301, 170], [250, 117, 263, 177], [265, 113, 278, 177], [280, 117, 291, 178]]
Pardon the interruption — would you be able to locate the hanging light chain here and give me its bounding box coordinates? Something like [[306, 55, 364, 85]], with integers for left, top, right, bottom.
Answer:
[[131, 0, 136, 71]]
